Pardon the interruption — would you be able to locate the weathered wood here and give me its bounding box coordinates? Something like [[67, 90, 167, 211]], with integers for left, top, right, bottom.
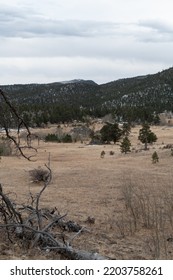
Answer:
[[0, 184, 108, 260]]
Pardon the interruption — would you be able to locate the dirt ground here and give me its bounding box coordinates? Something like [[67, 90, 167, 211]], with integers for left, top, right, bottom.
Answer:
[[1, 125, 173, 260]]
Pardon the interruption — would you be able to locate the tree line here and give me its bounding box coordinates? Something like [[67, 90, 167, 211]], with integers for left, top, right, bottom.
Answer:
[[18, 103, 160, 127], [93, 122, 157, 154]]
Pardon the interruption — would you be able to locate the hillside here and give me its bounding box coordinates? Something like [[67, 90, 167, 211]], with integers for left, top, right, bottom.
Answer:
[[1, 67, 173, 125], [101, 68, 173, 107]]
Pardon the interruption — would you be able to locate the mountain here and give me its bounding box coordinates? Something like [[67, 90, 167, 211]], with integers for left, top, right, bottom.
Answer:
[[1, 79, 100, 107], [99, 67, 173, 122], [1, 67, 173, 125]]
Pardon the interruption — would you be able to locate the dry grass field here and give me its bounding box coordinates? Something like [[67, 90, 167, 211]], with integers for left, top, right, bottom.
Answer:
[[1, 125, 173, 259]]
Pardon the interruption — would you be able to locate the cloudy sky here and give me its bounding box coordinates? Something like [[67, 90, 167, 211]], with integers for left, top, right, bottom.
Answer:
[[0, 0, 173, 85]]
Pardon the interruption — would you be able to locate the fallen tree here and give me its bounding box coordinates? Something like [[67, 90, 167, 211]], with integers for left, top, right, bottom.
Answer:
[[0, 178, 107, 260]]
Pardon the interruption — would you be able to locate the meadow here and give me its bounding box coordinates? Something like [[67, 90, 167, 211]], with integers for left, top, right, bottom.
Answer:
[[1, 125, 173, 259]]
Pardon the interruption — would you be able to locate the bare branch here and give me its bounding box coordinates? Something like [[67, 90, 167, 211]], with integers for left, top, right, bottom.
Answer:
[[68, 226, 86, 246], [0, 88, 37, 160], [0, 184, 23, 224], [35, 165, 52, 229]]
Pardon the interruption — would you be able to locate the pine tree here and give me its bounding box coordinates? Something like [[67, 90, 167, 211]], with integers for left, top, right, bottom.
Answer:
[[152, 151, 159, 163], [138, 123, 157, 150], [120, 136, 131, 154], [100, 122, 122, 144], [122, 122, 131, 136]]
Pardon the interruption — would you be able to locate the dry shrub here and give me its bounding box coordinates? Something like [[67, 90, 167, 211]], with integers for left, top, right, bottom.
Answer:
[[29, 167, 50, 183], [100, 150, 105, 158], [115, 177, 173, 259]]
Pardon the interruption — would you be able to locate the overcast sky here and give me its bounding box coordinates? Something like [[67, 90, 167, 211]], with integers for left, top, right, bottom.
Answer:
[[0, 0, 173, 85]]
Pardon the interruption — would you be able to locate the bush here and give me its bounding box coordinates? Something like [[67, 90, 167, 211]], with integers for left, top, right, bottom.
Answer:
[[29, 167, 50, 183], [0, 139, 12, 156], [100, 150, 105, 158], [45, 134, 61, 142], [45, 133, 72, 143], [152, 151, 159, 163], [62, 134, 72, 143]]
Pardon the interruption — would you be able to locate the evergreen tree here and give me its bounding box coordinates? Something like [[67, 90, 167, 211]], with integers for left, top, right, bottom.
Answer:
[[122, 122, 131, 136], [100, 122, 122, 144], [138, 123, 157, 150], [152, 151, 159, 163], [120, 136, 131, 154]]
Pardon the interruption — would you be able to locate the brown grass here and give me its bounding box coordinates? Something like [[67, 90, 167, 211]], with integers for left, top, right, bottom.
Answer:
[[1, 125, 173, 259]]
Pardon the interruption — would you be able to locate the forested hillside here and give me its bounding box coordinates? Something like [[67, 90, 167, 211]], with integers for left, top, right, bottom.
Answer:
[[1, 68, 173, 126]]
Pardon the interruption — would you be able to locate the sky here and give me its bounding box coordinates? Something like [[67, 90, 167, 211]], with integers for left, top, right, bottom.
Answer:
[[0, 0, 173, 85]]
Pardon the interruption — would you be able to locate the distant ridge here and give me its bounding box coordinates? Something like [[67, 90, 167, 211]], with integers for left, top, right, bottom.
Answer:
[[59, 79, 97, 85], [1, 67, 173, 124]]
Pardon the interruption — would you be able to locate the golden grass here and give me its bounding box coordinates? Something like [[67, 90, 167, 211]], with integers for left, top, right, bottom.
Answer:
[[1, 125, 173, 259]]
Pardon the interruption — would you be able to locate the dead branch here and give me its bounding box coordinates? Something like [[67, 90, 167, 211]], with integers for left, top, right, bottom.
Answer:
[[0, 184, 23, 224], [0, 182, 108, 259], [0, 222, 108, 260], [0, 88, 37, 160], [68, 226, 86, 246], [62, 248, 108, 260], [44, 245, 108, 260], [35, 165, 52, 229]]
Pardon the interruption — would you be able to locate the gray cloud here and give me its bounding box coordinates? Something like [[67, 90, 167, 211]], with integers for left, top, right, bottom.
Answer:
[[0, 1, 173, 85], [0, 6, 25, 21], [1, 4, 173, 44], [139, 19, 173, 33], [1, 35, 173, 67], [0, 5, 120, 38], [0, 17, 120, 38], [137, 19, 173, 42]]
